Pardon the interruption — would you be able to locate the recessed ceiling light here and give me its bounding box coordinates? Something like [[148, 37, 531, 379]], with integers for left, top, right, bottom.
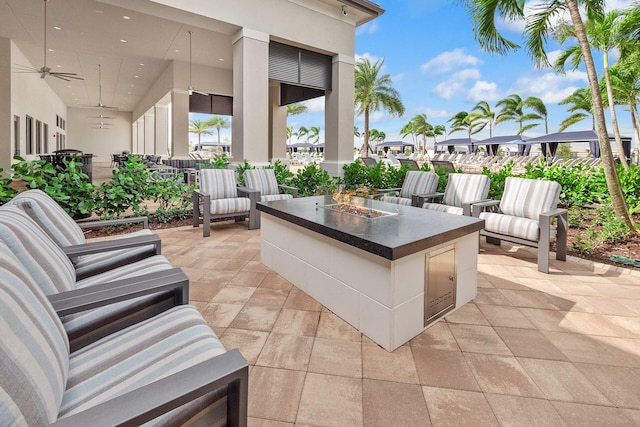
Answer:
[[139, 63, 144, 66], [56, 65, 62, 68], [123, 15, 131, 20], [48, 48, 54, 52], [94, 9, 103, 14], [120, 39, 127, 43], [53, 26, 61, 30], [134, 75, 139, 78], [127, 92, 132, 95], [219, 58, 224, 61], [174, 49, 180, 53], [130, 84, 134, 87], [66, 85, 71, 88]]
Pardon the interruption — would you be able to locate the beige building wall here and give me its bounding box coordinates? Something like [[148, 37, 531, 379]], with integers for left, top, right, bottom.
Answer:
[[0, 38, 11, 172], [66, 108, 132, 162]]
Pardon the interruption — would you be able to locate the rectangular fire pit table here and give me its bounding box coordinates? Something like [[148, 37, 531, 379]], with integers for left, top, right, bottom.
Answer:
[[257, 195, 485, 351]]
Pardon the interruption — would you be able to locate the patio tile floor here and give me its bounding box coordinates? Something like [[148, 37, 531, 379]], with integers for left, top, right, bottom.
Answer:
[[149, 222, 640, 426]]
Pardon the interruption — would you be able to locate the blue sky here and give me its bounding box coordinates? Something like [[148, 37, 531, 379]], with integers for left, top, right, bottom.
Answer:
[[192, 0, 634, 148], [288, 0, 634, 148]]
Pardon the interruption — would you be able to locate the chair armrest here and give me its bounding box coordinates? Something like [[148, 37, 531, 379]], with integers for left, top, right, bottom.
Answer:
[[461, 199, 491, 216], [49, 268, 189, 316], [236, 187, 260, 202], [279, 184, 299, 198], [49, 349, 248, 427], [415, 192, 444, 207], [471, 199, 501, 217], [77, 216, 149, 229], [62, 234, 161, 258]]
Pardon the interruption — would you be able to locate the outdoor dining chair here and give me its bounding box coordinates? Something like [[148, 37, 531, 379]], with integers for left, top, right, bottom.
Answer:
[[378, 170, 439, 207], [472, 177, 568, 273], [193, 168, 259, 237]]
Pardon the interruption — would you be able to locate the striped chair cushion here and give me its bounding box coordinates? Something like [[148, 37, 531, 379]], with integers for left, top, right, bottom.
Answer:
[[0, 242, 69, 426], [480, 211, 540, 241], [261, 194, 293, 202], [200, 169, 239, 200], [399, 171, 438, 199], [8, 189, 86, 246], [0, 206, 76, 294], [499, 177, 560, 220], [209, 198, 251, 215], [73, 228, 157, 280], [422, 203, 464, 215], [244, 169, 279, 196], [380, 196, 413, 206], [442, 173, 490, 208], [58, 306, 226, 420]]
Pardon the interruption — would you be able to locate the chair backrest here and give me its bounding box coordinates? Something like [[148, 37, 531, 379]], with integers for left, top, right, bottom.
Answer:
[[360, 157, 377, 167], [0, 206, 76, 294], [442, 174, 490, 207], [400, 171, 439, 199], [0, 240, 69, 426], [199, 169, 239, 200], [244, 169, 279, 196], [8, 189, 86, 247], [499, 177, 560, 220]]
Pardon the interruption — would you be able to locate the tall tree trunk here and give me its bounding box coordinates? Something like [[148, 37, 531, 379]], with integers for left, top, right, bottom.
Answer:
[[603, 52, 628, 168], [631, 103, 640, 165], [363, 109, 370, 158], [566, 0, 634, 230]]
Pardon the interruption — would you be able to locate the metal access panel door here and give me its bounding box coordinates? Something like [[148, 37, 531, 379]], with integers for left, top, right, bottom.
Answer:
[[424, 245, 457, 326]]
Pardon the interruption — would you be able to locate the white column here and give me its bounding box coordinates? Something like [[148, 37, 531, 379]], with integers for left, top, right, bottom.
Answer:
[[269, 82, 288, 164], [171, 90, 190, 159], [154, 104, 169, 157], [136, 117, 144, 154], [0, 38, 11, 171], [323, 54, 355, 177], [144, 111, 154, 155], [232, 28, 270, 166]]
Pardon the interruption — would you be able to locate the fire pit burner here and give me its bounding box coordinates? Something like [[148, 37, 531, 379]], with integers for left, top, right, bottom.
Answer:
[[320, 202, 395, 218]]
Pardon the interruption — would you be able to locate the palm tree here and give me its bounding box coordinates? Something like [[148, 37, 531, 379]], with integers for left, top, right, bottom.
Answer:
[[522, 96, 549, 134], [609, 55, 640, 156], [557, 88, 594, 131], [286, 126, 294, 144], [188, 119, 212, 151], [401, 114, 432, 155], [495, 94, 542, 134], [308, 126, 321, 144], [354, 58, 405, 157], [469, 101, 496, 137], [430, 124, 446, 143], [205, 115, 230, 153], [554, 10, 629, 168], [297, 126, 309, 143], [287, 103, 308, 116], [461, 0, 634, 229], [448, 111, 481, 137]]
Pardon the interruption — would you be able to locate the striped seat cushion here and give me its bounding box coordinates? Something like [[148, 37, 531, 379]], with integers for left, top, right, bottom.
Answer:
[[261, 194, 293, 202], [209, 198, 251, 215], [0, 242, 69, 426], [442, 174, 490, 207], [8, 189, 86, 246], [380, 196, 413, 206], [480, 211, 540, 241], [0, 206, 76, 294], [73, 228, 157, 280], [244, 169, 280, 196], [422, 203, 464, 215], [200, 169, 239, 200], [499, 177, 560, 220], [58, 305, 226, 420], [399, 171, 438, 199]]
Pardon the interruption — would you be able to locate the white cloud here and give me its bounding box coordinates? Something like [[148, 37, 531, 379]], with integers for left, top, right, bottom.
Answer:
[[392, 73, 405, 82], [421, 48, 481, 74], [510, 70, 587, 103], [433, 68, 481, 100], [466, 81, 502, 103], [356, 21, 379, 36], [303, 97, 325, 113], [369, 111, 385, 123], [355, 52, 380, 64], [424, 108, 451, 119]]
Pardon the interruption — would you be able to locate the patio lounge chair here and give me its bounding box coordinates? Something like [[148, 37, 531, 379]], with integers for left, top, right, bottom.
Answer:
[[378, 170, 439, 207], [0, 205, 184, 350], [398, 158, 420, 170], [7, 189, 160, 280], [360, 157, 378, 167], [193, 168, 259, 237], [472, 177, 567, 273], [0, 241, 248, 427], [243, 169, 298, 228], [420, 173, 490, 215]]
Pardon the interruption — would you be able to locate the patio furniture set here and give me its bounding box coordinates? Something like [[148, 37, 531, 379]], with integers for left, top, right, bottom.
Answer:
[[0, 189, 248, 426]]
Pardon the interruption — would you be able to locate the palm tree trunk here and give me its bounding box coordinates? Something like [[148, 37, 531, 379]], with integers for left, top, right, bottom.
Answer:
[[217, 128, 221, 154], [363, 109, 370, 157], [603, 55, 628, 169], [631, 103, 640, 165], [566, 0, 634, 230]]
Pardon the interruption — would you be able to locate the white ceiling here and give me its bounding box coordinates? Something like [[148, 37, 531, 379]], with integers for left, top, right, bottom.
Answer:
[[0, 0, 238, 112]]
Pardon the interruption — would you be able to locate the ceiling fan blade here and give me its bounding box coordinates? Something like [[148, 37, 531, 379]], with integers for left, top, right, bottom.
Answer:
[[51, 72, 83, 80]]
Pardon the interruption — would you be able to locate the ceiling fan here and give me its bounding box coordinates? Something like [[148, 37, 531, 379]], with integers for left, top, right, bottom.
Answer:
[[80, 64, 119, 109], [186, 30, 212, 96], [12, 0, 83, 81]]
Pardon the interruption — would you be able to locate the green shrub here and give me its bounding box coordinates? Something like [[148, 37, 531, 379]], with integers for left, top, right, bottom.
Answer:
[[202, 154, 230, 169], [96, 155, 153, 219], [265, 160, 294, 185], [0, 168, 18, 205], [290, 163, 336, 196], [11, 155, 96, 219], [234, 160, 254, 186], [148, 174, 195, 223]]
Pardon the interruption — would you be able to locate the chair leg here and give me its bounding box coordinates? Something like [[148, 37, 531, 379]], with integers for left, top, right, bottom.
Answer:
[[556, 211, 568, 261], [539, 215, 551, 274], [486, 236, 501, 245]]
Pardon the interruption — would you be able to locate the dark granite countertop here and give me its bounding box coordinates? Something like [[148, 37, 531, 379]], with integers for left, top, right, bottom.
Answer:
[[257, 195, 485, 260]]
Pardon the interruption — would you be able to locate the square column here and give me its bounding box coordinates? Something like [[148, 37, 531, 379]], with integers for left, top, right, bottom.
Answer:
[[269, 82, 288, 164], [232, 28, 270, 165], [154, 104, 169, 157], [171, 90, 190, 158], [323, 54, 355, 177]]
